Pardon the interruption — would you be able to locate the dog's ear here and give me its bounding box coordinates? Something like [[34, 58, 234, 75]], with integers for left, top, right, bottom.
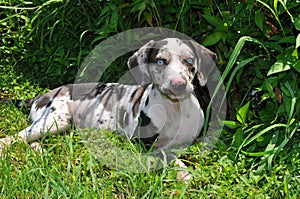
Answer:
[[127, 40, 155, 85], [186, 40, 217, 86]]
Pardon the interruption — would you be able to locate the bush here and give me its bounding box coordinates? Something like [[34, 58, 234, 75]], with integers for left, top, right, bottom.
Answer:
[[1, 0, 300, 194]]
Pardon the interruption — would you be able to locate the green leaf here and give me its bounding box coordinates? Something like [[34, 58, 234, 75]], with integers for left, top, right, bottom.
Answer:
[[131, 2, 147, 12], [292, 48, 298, 59], [293, 16, 300, 30], [241, 149, 274, 156], [223, 120, 241, 129], [202, 32, 223, 46], [145, 11, 153, 26], [232, 128, 243, 148], [265, 131, 279, 171], [235, 124, 263, 158], [99, 6, 110, 18], [296, 34, 300, 48], [278, 36, 295, 44], [254, 11, 264, 31], [203, 36, 268, 134], [236, 101, 250, 124], [273, 0, 278, 13], [110, 10, 118, 26], [264, 79, 274, 96], [273, 122, 300, 159], [202, 14, 222, 27], [292, 60, 300, 73], [243, 123, 287, 147], [267, 61, 291, 76]]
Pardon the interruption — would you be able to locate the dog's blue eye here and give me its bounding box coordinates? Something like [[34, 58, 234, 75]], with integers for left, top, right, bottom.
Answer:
[[157, 59, 165, 65], [186, 58, 193, 65]]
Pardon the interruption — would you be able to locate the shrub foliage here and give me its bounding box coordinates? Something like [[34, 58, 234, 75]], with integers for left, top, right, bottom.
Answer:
[[1, 0, 300, 192]]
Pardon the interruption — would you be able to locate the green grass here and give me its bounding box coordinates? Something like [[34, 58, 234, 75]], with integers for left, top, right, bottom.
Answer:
[[1, 0, 300, 198], [1, 97, 299, 198], [0, 114, 265, 198]]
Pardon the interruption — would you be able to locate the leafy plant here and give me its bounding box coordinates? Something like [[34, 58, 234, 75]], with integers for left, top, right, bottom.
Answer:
[[222, 0, 300, 174], [1, 0, 300, 197]]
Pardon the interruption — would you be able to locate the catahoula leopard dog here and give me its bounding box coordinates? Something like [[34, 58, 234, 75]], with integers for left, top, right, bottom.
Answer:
[[0, 38, 217, 181]]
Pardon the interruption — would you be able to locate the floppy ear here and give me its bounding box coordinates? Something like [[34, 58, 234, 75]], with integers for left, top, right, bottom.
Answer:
[[127, 40, 155, 85], [186, 40, 218, 86]]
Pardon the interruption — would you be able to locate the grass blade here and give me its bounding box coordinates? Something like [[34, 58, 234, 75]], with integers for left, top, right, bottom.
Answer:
[[203, 36, 268, 134], [243, 123, 287, 147]]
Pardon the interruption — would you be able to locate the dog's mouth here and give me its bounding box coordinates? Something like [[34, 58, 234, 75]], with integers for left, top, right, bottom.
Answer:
[[158, 86, 192, 101]]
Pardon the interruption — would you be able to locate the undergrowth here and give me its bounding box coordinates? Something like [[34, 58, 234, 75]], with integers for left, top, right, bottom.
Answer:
[[1, 0, 300, 198]]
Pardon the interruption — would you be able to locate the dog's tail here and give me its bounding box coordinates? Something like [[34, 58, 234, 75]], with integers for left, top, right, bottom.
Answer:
[[0, 98, 35, 109]]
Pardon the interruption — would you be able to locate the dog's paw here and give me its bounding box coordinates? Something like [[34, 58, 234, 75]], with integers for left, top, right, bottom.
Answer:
[[0, 136, 26, 158], [177, 170, 193, 182], [30, 142, 42, 153], [0, 137, 12, 144], [174, 158, 193, 183], [0, 137, 13, 158]]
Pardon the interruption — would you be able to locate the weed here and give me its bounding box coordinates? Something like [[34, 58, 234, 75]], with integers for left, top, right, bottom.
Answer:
[[1, 0, 300, 198]]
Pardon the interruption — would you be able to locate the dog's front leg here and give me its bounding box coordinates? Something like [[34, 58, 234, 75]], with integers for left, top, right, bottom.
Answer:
[[174, 158, 192, 183], [152, 150, 192, 183]]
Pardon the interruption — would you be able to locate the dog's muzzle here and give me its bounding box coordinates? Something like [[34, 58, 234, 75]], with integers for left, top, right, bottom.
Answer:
[[170, 77, 187, 91], [159, 77, 192, 100]]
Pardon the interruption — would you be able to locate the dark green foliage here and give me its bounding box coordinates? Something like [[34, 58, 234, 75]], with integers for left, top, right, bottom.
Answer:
[[1, 0, 300, 197]]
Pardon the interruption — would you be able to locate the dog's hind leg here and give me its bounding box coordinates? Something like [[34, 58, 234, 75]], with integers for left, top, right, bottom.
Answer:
[[0, 91, 72, 153], [17, 110, 71, 143], [0, 111, 71, 155]]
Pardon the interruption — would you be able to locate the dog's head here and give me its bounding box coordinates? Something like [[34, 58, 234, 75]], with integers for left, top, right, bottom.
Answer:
[[127, 38, 217, 100]]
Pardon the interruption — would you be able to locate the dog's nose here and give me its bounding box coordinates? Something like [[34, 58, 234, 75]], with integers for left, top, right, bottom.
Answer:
[[170, 77, 187, 90]]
